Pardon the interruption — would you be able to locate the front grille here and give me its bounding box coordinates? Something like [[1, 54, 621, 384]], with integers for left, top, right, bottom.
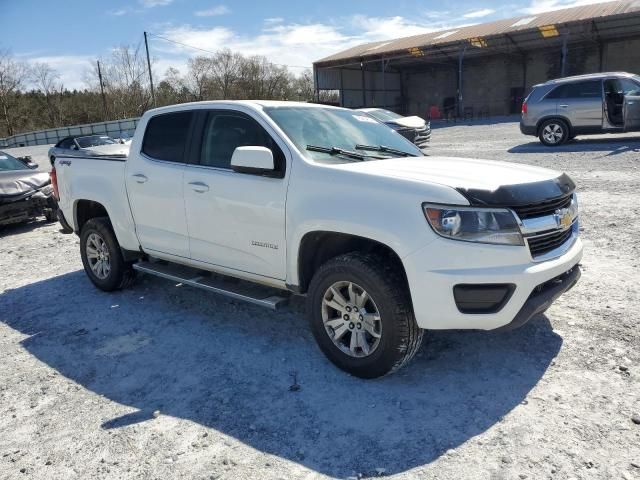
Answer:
[[513, 194, 572, 219], [414, 125, 431, 146], [526, 225, 574, 257]]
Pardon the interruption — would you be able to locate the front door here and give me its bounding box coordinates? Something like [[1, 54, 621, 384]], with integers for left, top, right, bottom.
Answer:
[[183, 109, 289, 280], [126, 110, 194, 258], [623, 95, 640, 131]]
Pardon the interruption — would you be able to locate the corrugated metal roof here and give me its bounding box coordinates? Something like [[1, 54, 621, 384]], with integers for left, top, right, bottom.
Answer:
[[314, 0, 640, 65]]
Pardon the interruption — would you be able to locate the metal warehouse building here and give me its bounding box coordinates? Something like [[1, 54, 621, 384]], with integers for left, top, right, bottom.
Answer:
[[312, 0, 640, 117]]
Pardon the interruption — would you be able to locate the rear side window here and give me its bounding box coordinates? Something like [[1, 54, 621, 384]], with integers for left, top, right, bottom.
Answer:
[[199, 111, 285, 175], [547, 80, 602, 99], [142, 111, 193, 162]]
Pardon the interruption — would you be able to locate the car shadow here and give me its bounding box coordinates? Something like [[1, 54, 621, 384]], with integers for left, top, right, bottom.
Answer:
[[509, 136, 640, 154], [0, 271, 563, 477], [0, 218, 55, 237]]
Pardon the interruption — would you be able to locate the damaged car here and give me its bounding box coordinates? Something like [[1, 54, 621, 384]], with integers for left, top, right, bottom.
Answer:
[[0, 150, 57, 227]]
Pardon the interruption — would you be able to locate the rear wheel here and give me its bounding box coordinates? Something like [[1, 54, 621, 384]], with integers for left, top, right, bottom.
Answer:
[[80, 217, 136, 291], [539, 119, 569, 146], [306, 252, 423, 378]]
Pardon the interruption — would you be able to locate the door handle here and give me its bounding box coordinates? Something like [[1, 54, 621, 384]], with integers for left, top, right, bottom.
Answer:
[[188, 181, 209, 193], [132, 173, 148, 184], [628, 101, 635, 105], [559, 104, 569, 108]]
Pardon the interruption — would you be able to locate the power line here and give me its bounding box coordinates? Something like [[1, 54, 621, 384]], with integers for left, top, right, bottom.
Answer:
[[147, 32, 312, 70]]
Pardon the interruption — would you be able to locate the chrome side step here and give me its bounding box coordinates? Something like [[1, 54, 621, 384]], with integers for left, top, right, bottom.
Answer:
[[133, 261, 289, 310]]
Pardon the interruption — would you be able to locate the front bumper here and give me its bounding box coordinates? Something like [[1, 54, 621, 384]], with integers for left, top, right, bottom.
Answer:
[[403, 235, 583, 330], [0, 189, 56, 226]]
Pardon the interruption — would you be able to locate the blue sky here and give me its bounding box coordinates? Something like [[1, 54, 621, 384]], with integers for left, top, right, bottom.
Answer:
[[3, 0, 607, 88]]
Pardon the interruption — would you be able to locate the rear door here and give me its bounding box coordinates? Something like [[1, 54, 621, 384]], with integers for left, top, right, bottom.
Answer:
[[183, 108, 289, 280], [553, 80, 603, 128], [125, 110, 194, 258]]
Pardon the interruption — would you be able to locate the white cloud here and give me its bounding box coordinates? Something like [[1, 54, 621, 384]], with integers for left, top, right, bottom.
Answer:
[[463, 8, 496, 18], [140, 0, 173, 8], [521, 0, 612, 14], [350, 15, 441, 40], [108, 8, 130, 16], [195, 5, 230, 17], [25, 55, 94, 90], [18, 12, 480, 89]]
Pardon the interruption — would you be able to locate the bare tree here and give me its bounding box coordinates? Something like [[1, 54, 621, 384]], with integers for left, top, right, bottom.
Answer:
[[90, 44, 152, 118], [210, 49, 242, 99], [0, 49, 30, 136], [32, 62, 63, 127]]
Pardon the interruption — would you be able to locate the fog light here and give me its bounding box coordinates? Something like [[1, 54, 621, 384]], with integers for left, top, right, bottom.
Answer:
[[453, 284, 515, 314]]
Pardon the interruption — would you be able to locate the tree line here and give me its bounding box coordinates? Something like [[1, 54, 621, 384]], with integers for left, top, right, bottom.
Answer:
[[0, 46, 332, 138]]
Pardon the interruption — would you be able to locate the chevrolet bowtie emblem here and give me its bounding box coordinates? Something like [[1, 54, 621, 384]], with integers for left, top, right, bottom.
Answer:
[[555, 208, 573, 229]]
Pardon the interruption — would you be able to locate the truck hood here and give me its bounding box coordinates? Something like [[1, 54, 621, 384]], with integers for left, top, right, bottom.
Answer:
[[388, 116, 426, 129], [0, 170, 50, 198], [335, 156, 575, 205], [83, 144, 130, 156]]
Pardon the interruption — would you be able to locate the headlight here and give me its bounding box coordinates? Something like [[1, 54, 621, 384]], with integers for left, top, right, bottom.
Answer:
[[423, 204, 524, 246]]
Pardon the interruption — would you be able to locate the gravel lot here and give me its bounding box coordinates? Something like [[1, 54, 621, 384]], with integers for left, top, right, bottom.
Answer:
[[1, 120, 639, 480]]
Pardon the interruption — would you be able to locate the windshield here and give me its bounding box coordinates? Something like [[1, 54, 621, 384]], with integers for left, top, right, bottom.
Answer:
[[362, 108, 404, 123], [264, 107, 422, 163], [0, 151, 29, 171], [76, 135, 117, 148]]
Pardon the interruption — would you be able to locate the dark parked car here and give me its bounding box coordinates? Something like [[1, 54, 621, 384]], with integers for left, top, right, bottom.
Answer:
[[0, 151, 57, 227], [358, 108, 431, 148]]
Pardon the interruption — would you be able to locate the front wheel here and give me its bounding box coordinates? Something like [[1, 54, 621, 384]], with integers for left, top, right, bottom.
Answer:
[[306, 252, 423, 378], [80, 217, 136, 292], [539, 119, 569, 146]]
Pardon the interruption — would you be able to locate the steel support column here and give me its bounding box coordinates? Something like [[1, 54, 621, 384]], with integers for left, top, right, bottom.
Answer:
[[361, 62, 366, 107], [560, 33, 569, 77], [314, 67, 320, 103], [457, 47, 467, 118]]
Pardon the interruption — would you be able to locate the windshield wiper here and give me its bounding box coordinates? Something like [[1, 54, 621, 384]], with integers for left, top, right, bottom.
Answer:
[[306, 144, 369, 161], [355, 144, 418, 157]]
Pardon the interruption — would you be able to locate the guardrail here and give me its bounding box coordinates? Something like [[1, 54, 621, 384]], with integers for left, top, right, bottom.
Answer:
[[0, 118, 140, 148]]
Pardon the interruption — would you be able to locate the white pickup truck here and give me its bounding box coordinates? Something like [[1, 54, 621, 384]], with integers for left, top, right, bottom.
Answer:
[[52, 101, 583, 378]]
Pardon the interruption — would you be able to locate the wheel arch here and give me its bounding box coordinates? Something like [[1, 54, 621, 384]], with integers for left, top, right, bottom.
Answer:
[[295, 231, 409, 295], [74, 199, 110, 234]]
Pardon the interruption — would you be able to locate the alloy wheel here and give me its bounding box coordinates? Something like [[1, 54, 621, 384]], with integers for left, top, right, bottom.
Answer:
[[86, 232, 111, 279], [542, 123, 564, 144], [321, 281, 382, 358]]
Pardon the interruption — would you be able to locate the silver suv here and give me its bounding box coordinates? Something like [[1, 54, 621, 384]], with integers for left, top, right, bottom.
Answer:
[[520, 72, 640, 146]]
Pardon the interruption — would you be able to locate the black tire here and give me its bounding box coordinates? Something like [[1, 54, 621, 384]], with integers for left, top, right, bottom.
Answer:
[[80, 217, 136, 292], [538, 119, 569, 146], [306, 252, 423, 378]]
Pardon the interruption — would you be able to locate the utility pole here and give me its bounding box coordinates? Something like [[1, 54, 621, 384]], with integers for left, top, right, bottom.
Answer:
[[144, 31, 156, 107], [96, 60, 108, 121]]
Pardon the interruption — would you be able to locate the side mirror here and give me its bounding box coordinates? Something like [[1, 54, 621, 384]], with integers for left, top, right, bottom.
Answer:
[[230, 146, 274, 175]]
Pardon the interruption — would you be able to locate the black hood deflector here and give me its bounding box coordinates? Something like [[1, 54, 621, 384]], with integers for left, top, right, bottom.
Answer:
[[456, 173, 576, 207]]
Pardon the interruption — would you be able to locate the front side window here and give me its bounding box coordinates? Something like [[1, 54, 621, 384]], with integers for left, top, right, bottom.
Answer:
[[547, 80, 602, 99], [619, 78, 640, 96], [199, 111, 285, 173], [264, 106, 422, 163], [142, 111, 194, 162]]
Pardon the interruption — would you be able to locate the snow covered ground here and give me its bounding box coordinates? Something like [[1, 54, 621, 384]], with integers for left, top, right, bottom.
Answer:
[[1, 124, 639, 479]]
